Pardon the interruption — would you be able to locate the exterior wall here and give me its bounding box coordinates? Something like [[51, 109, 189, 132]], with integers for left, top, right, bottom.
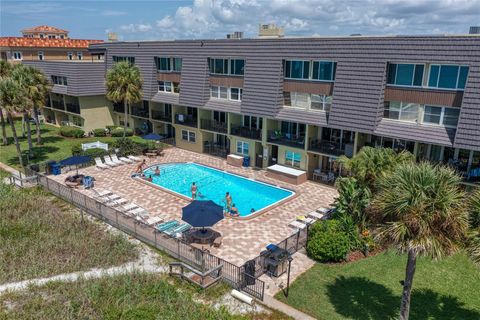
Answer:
[[229, 136, 257, 161], [78, 95, 114, 132], [276, 145, 308, 171], [0, 47, 94, 61], [174, 125, 203, 153]]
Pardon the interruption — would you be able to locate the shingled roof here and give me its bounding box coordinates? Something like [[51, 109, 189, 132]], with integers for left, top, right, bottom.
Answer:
[[21, 25, 69, 34], [0, 37, 103, 48]]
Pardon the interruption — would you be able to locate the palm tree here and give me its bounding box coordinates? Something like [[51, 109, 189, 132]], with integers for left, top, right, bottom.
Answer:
[[467, 190, 480, 266], [0, 60, 12, 145], [372, 162, 468, 320], [338, 146, 415, 192], [105, 61, 143, 137], [0, 78, 28, 168]]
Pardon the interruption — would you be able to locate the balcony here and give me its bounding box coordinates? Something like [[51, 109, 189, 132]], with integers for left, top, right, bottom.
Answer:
[[175, 114, 197, 128], [51, 100, 64, 110], [309, 139, 346, 156], [200, 119, 227, 134], [131, 106, 149, 118], [267, 131, 305, 149], [230, 126, 262, 140], [203, 141, 229, 158], [66, 102, 80, 114], [151, 110, 172, 122]]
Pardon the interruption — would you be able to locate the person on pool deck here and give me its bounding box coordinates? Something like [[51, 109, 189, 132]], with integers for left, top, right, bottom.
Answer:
[[191, 182, 197, 200], [229, 204, 239, 217], [225, 192, 232, 210], [136, 159, 147, 173], [154, 166, 160, 176]]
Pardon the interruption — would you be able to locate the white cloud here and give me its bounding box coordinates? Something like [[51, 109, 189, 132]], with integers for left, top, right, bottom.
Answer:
[[114, 0, 480, 40]]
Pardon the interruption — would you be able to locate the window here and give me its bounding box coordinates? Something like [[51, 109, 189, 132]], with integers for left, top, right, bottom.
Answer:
[[230, 87, 242, 101], [158, 81, 172, 93], [72, 116, 83, 127], [113, 56, 135, 64], [38, 51, 44, 60], [423, 105, 460, 127], [383, 101, 420, 122], [51, 75, 68, 86], [181, 129, 196, 143], [209, 58, 245, 75], [243, 116, 262, 129], [236, 141, 249, 156], [428, 65, 469, 90], [67, 52, 73, 60], [213, 111, 227, 123], [387, 63, 424, 87], [284, 92, 332, 111], [281, 121, 305, 137], [39, 34, 44, 38], [12, 51, 22, 60], [77, 52, 83, 60], [154, 57, 182, 72], [48, 35, 55, 39], [285, 151, 301, 168], [60, 35, 65, 39], [312, 61, 337, 81]]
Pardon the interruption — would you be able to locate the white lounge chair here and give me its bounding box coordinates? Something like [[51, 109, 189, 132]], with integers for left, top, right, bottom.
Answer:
[[113, 154, 133, 164], [144, 216, 163, 226], [96, 193, 120, 203], [129, 207, 150, 219], [107, 197, 129, 206], [289, 220, 308, 230], [120, 203, 139, 212], [109, 154, 124, 166], [95, 157, 109, 170], [128, 155, 142, 162], [296, 216, 315, 225], [308, 211, 325, 220], [103, 156, 119, 167]]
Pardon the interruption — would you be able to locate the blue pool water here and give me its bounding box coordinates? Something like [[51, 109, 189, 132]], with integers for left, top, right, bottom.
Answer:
[[143, 163, 294, 217]]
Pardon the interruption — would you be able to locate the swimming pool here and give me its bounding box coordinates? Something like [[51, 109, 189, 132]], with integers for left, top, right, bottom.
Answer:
[[143, 163, 295, 218]]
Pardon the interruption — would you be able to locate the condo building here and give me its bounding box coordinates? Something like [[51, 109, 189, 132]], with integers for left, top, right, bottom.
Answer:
[[23, 34, 480, 182]]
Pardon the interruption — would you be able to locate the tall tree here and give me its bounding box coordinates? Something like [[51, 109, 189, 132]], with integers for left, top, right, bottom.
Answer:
[[105, 61, 143, 137], [467, 190, 480, 266], [11, 65, 50, 149], [372, 162, 468, 320], [0, 60, 12, 145], [11, 65, 34, 157], [0, 78, 28, 168]]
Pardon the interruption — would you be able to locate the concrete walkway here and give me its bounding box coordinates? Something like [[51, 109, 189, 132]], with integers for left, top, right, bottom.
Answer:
[[263, 295, 316, 320], [0, 247, 167, 294]]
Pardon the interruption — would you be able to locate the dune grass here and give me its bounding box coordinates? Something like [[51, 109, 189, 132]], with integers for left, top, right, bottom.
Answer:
[[0, 182, 138, 284], [0, 273, 290, 320], [0, 120, 143, 169], [276, 250, 480, 320]]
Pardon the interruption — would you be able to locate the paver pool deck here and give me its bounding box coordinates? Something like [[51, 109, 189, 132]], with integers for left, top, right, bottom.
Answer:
[[50, 147, 337, 267]]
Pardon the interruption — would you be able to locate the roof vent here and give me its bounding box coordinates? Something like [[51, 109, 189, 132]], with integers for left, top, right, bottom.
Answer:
[[226, 31, 244, 39], [469, 26, 480, 34]]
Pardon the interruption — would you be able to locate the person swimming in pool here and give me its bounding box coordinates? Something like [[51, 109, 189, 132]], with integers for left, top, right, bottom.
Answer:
[[146, 175, 153, 182], [225, 192, 232, 210], [191, 182, 197, 200], [229, 204, 239, 217], [154, 166, 160, 176]]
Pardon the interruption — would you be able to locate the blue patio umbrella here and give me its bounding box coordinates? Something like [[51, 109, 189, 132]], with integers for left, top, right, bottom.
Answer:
[[182, 200, 224, 229], [59, 155, 92, 174], [142, 133, 164, 140]]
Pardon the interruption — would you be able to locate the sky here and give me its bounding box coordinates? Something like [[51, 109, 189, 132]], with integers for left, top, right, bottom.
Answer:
[[1, 0, 479, 41]]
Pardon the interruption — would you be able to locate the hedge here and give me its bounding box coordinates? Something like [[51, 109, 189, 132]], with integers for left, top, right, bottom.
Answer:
[[111, 128, 133, 137], [306, 229, 350, 262], [59, 126, 85, 138], [93, 128, 107, 137]]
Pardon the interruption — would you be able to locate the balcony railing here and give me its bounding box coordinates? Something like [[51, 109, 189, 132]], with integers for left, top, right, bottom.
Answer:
[[65, 102, 80, 114], [230, 126, 262, 140], [151, 110, 172, 122], [175, 114, 197, 128], [204, 141, 229, 158], [309, 139, 346, 156], [267, 131, 305, 149], [131, 106, 149, 118], [51, 100, 65, 110], [200, 119, 227, 134]]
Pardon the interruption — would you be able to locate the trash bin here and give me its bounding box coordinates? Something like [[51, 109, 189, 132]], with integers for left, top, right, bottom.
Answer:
[[83, 176, 94, 188], [51, 163, 61, 176], [243, 156, 250, 167], [45, 160, 56, 175]]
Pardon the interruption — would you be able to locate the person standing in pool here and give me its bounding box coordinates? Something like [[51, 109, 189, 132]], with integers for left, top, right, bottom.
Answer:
[[225, 192, 232, 210], [191, 182, 197, 200], [154, 166, 160, 176]]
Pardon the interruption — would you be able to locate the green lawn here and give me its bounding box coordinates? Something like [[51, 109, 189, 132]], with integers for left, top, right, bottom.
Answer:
[[0, 181, 138, 284], [276, 251, 480, 320], [0, 120, 143, 169]]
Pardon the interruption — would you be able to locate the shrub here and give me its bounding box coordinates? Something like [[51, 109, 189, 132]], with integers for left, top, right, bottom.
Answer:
[[93, 128, 107, 137], [307, 229, 350, 262], [71, 144, 82, 156], [308, 219, 342, 238], [59, 126, 85, 138], [83, 148, 108, 159], [113, 138, 148, 157], [111, 128, 133, 137], [106, 125, 118, 132]]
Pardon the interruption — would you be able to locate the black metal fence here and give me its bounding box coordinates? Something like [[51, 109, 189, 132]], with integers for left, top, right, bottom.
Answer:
[[34, 173, 264, 300]]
